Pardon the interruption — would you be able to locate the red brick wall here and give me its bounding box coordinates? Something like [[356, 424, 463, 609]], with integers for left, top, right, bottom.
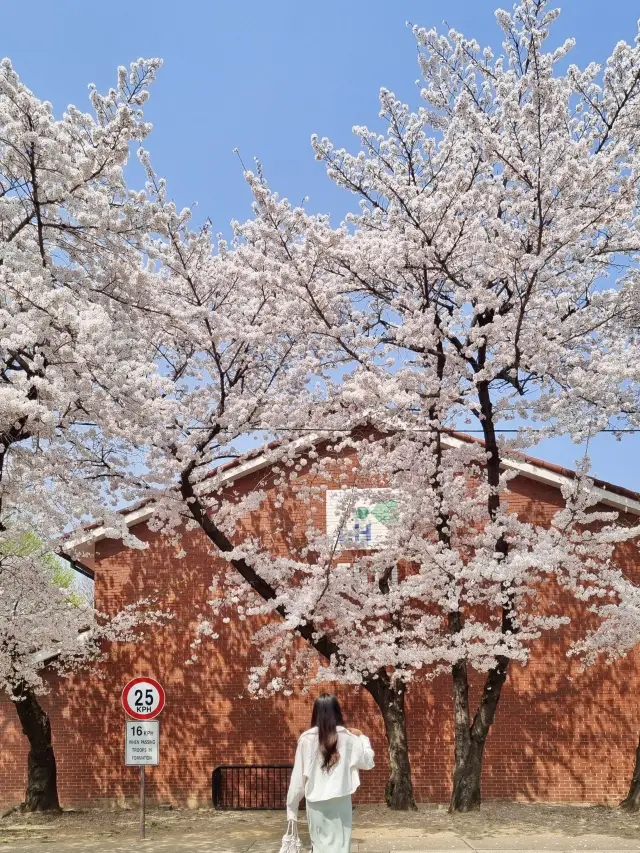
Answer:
[[0, 469, 638, 808]]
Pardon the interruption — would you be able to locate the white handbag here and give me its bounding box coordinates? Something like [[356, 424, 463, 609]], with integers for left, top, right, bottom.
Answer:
[[279, 819, 303, 853]]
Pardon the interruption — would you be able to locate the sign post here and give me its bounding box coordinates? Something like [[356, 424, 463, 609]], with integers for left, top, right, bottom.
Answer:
[[122, 678, 165, 840], [140, 765, 145, 840]]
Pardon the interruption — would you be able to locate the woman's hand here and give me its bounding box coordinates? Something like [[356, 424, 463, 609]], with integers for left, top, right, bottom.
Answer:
[[349, 727, 363, 736]]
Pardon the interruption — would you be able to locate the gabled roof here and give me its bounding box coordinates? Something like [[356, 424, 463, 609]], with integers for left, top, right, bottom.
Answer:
[[64, 431, 640, 562]]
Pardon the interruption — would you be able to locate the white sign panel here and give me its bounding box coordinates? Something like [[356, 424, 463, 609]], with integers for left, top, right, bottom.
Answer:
[[326, 489, 399, 549], [125, 720, 159, 766]]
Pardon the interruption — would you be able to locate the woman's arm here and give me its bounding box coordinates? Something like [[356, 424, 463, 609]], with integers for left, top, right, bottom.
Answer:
[[353, 733, 375, 770], [286, 740, 306, 821]]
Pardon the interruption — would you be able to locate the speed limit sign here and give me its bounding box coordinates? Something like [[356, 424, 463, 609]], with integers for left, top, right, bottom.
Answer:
[[122, 677, 165, 720]]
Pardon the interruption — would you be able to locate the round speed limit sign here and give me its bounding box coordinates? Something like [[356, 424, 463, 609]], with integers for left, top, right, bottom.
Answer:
[[122, 677, 165, 720]]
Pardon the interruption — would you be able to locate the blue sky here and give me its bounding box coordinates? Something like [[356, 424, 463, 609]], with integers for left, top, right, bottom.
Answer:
[[3, 0, 639, 490]]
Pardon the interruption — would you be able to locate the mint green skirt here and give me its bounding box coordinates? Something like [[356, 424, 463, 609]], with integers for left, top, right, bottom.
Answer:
[[306, 795, 352, 853]]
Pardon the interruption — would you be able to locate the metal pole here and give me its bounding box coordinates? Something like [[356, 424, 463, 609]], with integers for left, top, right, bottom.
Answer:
[[140, 764, 146, 840]]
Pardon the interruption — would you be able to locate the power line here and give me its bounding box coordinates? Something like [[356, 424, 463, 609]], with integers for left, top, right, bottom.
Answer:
[[250, 427, 640, 434], [186, 425, 640, 434]]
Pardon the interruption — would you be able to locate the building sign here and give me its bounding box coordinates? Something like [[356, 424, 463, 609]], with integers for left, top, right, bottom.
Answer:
[[125, 720, 159, 766], [325, 489, 398, 549]]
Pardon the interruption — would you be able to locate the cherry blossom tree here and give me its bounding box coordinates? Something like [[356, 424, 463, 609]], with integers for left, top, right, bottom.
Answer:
[[134, 174, 638, 812], [193, 0, 640, 811], [0, 531, 166, 812], [2, 537, 169, 816], [0, 57, 172, 810], [115, 170, 425, 808], [0, 54, 170, 539]]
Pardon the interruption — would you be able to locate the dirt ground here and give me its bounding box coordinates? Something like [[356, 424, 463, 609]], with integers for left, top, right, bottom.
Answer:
[[2, 801, 640, 846]]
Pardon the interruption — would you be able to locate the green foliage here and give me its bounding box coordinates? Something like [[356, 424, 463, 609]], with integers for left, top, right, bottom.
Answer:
[[0, 531, 85, 606]]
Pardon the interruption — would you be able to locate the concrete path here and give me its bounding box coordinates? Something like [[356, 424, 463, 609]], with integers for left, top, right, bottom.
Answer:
[[1, 830, 640, 852]]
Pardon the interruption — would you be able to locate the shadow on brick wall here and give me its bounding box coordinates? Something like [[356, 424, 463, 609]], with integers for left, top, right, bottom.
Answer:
[[0, 472, 637, 810]]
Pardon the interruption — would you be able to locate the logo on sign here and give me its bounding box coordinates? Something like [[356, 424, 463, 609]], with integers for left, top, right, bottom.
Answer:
[[326, 490, 398, 549]]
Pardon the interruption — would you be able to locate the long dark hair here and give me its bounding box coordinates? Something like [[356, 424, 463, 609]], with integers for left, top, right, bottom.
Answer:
[[311, 693, 345, 770]]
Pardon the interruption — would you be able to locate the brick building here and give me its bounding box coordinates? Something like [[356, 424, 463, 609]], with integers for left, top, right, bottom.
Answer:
[[0, 433, 639, 809]]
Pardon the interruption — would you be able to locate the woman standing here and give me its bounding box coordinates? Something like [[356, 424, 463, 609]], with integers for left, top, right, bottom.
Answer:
[[286, 694, 375, 853]]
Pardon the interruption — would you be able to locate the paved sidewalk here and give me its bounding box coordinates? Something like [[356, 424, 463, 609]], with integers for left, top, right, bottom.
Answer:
[[1, 827, 640, 852]]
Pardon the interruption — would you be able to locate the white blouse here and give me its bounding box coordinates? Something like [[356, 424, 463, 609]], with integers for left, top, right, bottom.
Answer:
[[286, 725, 375, 820]]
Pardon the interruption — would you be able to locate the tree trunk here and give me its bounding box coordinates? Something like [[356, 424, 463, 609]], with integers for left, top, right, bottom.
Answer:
[[621, 733, 640, 812], [450, 739, 484, 813], [449, 660, 475, 811], [449, 655, 509, 813], [12, 684, 61, 812], [366, 674, 415, 809], [446, 379, 513, 812]]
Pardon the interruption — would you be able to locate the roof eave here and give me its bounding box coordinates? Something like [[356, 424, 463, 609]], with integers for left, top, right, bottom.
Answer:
[[65, 432, 640, 555]]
